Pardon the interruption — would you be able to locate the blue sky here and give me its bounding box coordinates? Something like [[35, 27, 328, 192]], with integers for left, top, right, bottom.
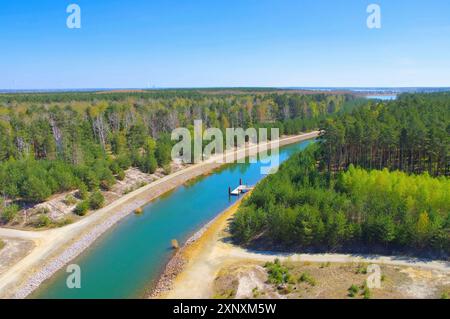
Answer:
[[1, 0, 449, 89]]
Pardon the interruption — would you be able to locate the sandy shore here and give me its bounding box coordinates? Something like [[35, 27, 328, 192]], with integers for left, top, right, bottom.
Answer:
[[161, 196, 450, 299], [154, 198, 248, 299], [0, 131, 319, 299]]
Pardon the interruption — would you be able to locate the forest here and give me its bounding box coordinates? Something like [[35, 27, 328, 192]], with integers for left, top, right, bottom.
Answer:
[[231, 93, 450, 257], [231, 146, 449, 256], [319, 93, 449, 176], [0, 90, 356, 211]]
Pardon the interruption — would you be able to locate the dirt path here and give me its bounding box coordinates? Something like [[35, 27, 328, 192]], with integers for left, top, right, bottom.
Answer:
[[0, 132, 318, 299], [164, 198, 450, 299]]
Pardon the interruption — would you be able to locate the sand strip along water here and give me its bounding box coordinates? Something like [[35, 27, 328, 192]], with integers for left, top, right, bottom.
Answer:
[[0, 131, 319, 299], [149, 197, 247, 297]]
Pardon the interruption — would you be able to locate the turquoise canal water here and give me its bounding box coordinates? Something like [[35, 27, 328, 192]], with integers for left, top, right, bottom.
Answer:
[[34, 139, 314, 299]]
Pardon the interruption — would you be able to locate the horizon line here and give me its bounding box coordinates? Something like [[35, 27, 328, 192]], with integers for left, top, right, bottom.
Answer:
[[2, 86, 450, 93]]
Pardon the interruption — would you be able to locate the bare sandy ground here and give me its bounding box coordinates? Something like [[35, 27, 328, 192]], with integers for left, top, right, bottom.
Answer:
[[213, 261, 450, 299], [163, 197, 450, 299], [0, 239, 35, 276], [0, 132, 318, 299]]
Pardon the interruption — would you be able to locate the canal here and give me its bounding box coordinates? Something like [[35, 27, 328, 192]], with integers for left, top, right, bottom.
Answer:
[[34, 139, 314, 298]]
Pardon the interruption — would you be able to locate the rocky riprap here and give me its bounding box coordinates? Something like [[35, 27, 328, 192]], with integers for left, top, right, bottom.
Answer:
[[149, 212, 222, 298], [13, 200, 147, 299]]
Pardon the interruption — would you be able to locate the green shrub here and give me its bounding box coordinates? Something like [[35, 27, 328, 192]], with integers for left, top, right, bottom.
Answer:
[[163, 164, 172, 175], [64, 194, 77, 206], [36, 214, 52, 228], [82, 170, 100, 191], [441, 292, 449, 299], [77, 183, 89, 200], [140, 154, 157, 174], [155, 139, 172, 167], [0, 239, 5, 250], [89, 191, 105, 210], [74, 200, 89, 216], [21, 175, 52, 202], [100, 180, 113, 191], [299, 272, 316, 286], [348, 284, 359, 297], [264, 259, 292, 285], [363, 284, 371, 299], [116, 154, 132, 170], [117, 170, 126, 181], [1, 204, 19, 223], [109, 161, 121, 175], [356, 264, 368, 274]]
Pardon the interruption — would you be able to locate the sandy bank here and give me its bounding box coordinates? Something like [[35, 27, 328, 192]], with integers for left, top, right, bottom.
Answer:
[[0, 131, 318, 299], [150, 197, 246, 298]]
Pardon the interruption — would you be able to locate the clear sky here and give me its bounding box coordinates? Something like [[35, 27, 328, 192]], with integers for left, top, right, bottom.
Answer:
[[1, 0, 449, 89]]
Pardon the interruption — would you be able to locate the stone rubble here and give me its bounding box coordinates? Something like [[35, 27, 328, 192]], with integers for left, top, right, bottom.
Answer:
[[149, 211, 222, 297], [13, 200, 147, 299]]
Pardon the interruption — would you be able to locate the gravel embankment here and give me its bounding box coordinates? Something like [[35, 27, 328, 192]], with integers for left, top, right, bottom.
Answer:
[[13, 200, 146, 299], [149, 213, 222, 297]]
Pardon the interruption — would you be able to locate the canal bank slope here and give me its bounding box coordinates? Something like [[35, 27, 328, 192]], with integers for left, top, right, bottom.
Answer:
[[0, 131, 319, 299]]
